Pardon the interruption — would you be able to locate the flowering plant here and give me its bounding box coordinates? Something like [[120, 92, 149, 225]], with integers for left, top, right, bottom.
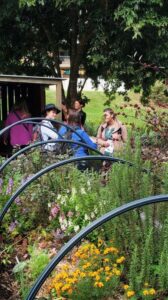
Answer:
[[48, 240, 125, 299]]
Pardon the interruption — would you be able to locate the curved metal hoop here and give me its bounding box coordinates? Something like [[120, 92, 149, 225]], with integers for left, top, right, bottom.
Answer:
[[0, 117, 86, 142], [0, 155, 140, 223], [0, 139, 102, 173], [26, 194, 168, 300]]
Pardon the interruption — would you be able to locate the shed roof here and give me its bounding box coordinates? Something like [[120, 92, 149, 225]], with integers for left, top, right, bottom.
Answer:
[[0, 74, 63, 85]]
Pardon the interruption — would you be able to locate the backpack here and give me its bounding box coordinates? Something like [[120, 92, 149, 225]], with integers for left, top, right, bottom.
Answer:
[[32, 124, 42, 142], [55, 129, 74, 155]]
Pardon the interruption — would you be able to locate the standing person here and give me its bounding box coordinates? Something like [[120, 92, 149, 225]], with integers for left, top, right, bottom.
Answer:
[[62, 101, 68, 122], [74, 99, 86, 127], [96, 108, 127, 154], [40, 104, 61, 151], [4, 100, 33, 149]]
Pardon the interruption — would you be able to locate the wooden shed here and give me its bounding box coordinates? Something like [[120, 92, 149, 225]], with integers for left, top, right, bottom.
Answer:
[[0, 74, 63, 124]]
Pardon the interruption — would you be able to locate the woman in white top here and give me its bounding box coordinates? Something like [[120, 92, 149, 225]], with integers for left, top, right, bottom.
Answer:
[[41, 104, 61, 151]]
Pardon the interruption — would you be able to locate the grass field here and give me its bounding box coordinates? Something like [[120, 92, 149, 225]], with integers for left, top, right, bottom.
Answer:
[[46, 88, 146, 128]]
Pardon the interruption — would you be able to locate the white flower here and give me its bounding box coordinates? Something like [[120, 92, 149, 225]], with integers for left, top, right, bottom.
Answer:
[[94, 207, 98, 214], [91, 212, 95, 219], [87, 180, 91, 186], [60, 196, 66, 204], [48, 203, 51, 208], [57, 194, 62, 200], [74, 225, 80, 232], [84, 214, 90, 221], [80, 187, 86, 195]]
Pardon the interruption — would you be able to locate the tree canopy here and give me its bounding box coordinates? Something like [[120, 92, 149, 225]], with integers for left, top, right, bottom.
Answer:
[[0, 0, 168, 104]]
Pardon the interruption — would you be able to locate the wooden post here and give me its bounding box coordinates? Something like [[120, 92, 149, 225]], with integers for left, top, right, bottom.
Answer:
[[1, 85, 7, 120]]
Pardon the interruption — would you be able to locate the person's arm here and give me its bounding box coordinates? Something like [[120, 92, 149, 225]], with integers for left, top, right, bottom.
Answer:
[[96, 124, 109, 147], [97, 124, 103, 139], [82, 131, 97, 149]]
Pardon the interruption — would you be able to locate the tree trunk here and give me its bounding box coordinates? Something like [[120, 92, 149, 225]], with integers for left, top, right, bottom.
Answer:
[[67, 65, 79, 107]]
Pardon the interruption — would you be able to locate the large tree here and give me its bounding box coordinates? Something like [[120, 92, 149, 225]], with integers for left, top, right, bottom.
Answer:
[[0, 0, 168, 105]]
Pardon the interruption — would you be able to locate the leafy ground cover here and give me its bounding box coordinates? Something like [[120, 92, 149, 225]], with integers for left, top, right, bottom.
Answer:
[[0, 92, 168, 300]]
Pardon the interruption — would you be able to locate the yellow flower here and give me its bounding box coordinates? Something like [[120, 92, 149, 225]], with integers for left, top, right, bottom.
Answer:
[[67, 288, 73, 294], [123, 284, 129, 290], [83, 262, 91, 269], [98, 239, 103, 247], [112, 268, 121, 276], [104, 258, 110, 263], [143, 289, 149, 296], [94, 248, 100, 255], [127, 290, 135, 298], [95, 275, 100, 281], [149, 288, 156, 295], [94, 281, 104, 288], [66, 277, 77, 284], [80, 271, 86, 278], [104, 246, 118, 255], [116, 256, 125, 264], [105, 266, 110, 272], [106, 276, 110, 282], [62, 284, 71, 292]]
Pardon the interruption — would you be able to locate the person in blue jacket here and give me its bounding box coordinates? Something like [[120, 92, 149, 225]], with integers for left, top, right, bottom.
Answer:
[[60, 109, 97, 158]]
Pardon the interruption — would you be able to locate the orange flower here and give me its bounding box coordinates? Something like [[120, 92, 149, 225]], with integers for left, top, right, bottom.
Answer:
[[94, 281, 104, 288]]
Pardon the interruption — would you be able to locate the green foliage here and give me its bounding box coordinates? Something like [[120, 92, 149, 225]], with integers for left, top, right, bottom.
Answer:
[[1, 0, 168, 102], [149, 81, 168, 104], [27, 245, 50, 281], [13, 245, 50, 298]]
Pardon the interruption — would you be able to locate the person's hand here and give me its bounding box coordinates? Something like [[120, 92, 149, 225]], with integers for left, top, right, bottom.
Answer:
[[104, 141, 110, 147]]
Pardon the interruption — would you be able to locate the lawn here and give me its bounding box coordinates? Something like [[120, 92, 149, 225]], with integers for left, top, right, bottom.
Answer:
[[46, 88, 146, 128]]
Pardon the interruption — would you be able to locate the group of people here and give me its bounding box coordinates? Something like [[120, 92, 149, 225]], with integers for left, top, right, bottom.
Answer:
[[3, 98, 127, 158]]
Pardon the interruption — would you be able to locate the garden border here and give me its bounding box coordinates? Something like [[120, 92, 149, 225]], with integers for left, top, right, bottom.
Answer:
[[26, 194, 168, 300], [0, 155, 143, 223], [0, 139, 102, 173]]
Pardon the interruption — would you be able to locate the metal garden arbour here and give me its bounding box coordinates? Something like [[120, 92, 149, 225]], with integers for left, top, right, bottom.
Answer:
[[0, 117, 87, 142], [0, 117, 102, 172], [0, 118, 161, 300], [0, 117, 128, 173]]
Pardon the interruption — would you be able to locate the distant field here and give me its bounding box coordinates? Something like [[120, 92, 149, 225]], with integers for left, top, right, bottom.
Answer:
[[46, 88, 146, 128]]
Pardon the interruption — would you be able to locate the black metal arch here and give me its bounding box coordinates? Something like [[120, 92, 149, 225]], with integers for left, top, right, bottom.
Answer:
[[0, 117, 86, 142], [0, 139, 102, 173], [26, 194, 168, 300], [0, 155, 140, 223]]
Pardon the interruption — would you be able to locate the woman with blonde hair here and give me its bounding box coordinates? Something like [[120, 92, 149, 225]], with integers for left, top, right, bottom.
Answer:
[[96, 108, 127, 154]]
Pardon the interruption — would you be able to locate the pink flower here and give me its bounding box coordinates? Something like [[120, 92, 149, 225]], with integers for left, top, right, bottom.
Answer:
[[67, 211, 74, 218], [50, 204, 60, 218]]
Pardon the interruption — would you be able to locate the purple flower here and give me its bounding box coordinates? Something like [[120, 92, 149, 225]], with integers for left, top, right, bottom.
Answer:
[[8, 220, 18, 232], [52, 228, 64, 240], [6, 178, 14, 194], [14, 197, 21, 205]]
